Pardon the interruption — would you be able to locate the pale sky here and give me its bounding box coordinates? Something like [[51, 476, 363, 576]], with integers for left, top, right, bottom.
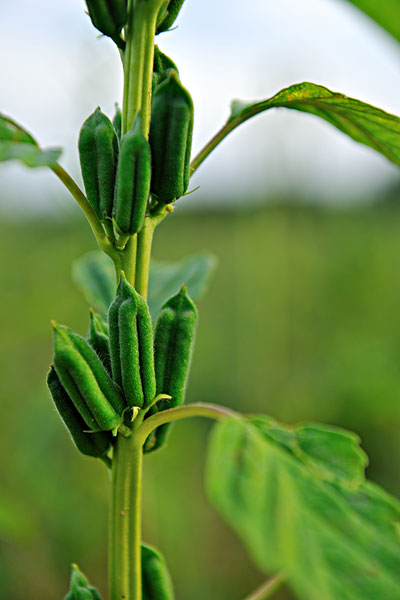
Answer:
[[0, 0, 399, 215]]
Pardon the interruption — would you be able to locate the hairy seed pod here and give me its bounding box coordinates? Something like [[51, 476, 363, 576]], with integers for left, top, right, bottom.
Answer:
[[65, 563, 103, 600], [156, 0, 185, 34], [153, 46, 179, 91], [113, 115, 151, 235], [52, 322, 124, 431], [79, 107, 119, 223], [142, 544, 175, 600], [87, 308, 112, 375], [108, 273, 156, 408], [47, 366, 111, 458], [85, 0, 127, 39], [112, 104, 122, 141], [149, 72, 193, 203], [144, 286, 197, 453]]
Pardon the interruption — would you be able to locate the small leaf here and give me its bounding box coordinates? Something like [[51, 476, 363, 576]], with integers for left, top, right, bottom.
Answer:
[[72, 251, 217, 319], [0, 113, 62, 168], [206, 417, 400, 600], [226, 83, 400, 168], [345, 0, 400, 43], [148, 252, 217, 320]]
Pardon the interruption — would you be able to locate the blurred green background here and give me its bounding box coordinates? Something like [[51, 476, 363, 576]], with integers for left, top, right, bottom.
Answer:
[[1, 200, 400, 599]]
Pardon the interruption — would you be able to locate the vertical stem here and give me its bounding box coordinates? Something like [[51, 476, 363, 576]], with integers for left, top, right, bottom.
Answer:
[[135, 219, 156, 299], [109, 433, 143, 600], [120, 235, 138, 287]]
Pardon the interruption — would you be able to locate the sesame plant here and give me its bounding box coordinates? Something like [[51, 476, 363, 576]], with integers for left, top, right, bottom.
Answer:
[[1, 1, 400, 599]]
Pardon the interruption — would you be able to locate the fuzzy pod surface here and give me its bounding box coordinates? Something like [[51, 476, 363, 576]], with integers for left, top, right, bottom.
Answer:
[[144, 286, 197, 452], [156, 0, 185, 34], [87, 308, 112, 375], [85, 0, 127, 39], [79, 107, 119, 223], [142, 544, 175, 600], [47, 366, 111, 458], [152, 46, 179, 91], [65, 563, 103, 600], [108, 273, 156, 408], [149, 72, 193, 203], [52, 322, 124, 432], [113, 115, 151, 235]]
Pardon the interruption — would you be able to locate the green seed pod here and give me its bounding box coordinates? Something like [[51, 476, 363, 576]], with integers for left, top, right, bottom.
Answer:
[[113, 115, 151, 235], [85, 0, 127, 39], [142, 544, 175, 600], [108, 273, 156, 408], [149, 72, 193, 203], [47, 366, 111, 458], [79, 107, 119, 223], [144, 286, 197, 453], [65, 563, 103, 600], [112, 104, 122, 141], [153, 46, 179, 91], [156, 0, 185, 34], [52, 322, 124, 431], [87, 308, 112, 375]]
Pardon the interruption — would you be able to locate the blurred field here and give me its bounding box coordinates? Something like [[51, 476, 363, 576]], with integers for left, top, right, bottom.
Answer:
[[1, 202, 400, 599]]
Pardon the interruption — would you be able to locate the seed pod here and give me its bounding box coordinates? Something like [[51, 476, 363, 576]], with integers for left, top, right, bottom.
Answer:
[[153, 46, 179, 91], [47, 366, 111, 458], [79, 107, 119, 223], [108, 273, 156, 408], [156, 0, 185, 34], [113, 115, 151, 235], [112, 104, 122, 141], [65, 563, 103, 600], [142, 544, 175, 600], [87, 308, 112, 375], [149, 72, 193, 203], [144, 286, 197, 453], [85, 0, 127, 39], [52, 322, 124, 431]]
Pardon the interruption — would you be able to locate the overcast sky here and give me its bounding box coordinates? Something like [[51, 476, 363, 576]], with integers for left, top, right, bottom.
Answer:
[[0, 0, 399, 215]]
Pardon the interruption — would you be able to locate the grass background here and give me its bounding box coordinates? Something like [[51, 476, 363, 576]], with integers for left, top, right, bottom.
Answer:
[[1, 202, 400, 599]]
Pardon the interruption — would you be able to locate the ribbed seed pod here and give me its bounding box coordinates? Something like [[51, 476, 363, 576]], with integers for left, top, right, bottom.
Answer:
[[142, 544, 175, 600], [108, 273, 156, 408], [113, 115, 151, 235], [79, 108, 119, 223], [156, 0, 185, 34], [65, 563, 103, 600], [85, 0, 127, 39], [87, 308, 111, 375], [47, 366, 111, 458], [149, 72, 193, 203], [112, 104, 122, 141], [52, 322, 124, 431], [144, 286, 197, 453], [152, 46, 179, 91]]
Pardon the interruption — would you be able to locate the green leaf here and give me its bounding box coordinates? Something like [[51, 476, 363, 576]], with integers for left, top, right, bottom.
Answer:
[[206, 417, 400, 600], [228, 83, 400, 168], [0, 113, 61, 168], [148, 252, 217, 320], [72, 251, 217, 319], [72, 251, 116, 317], [142, 543, 175, 600], [345, 0, 400, 43], [65, 564, 102, 600]]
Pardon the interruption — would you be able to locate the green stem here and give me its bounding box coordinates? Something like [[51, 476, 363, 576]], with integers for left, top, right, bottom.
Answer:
[[109, 431, 143, 600], [243, 573, 285, 600], [135, 403, 238, 448], [51, 163, 121, 263], [119, 235, 138, 287]]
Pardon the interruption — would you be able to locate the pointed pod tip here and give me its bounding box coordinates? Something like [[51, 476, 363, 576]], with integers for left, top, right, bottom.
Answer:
[[50, 319, 57, 329]]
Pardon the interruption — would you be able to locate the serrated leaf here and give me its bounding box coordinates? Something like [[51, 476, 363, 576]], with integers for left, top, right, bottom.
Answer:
[[345, 0, 400, 43], [226, 83, 400, 168], [206, 417, 400, 600], [0, 113, 62, 168], [72, 251, 217, 319]]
